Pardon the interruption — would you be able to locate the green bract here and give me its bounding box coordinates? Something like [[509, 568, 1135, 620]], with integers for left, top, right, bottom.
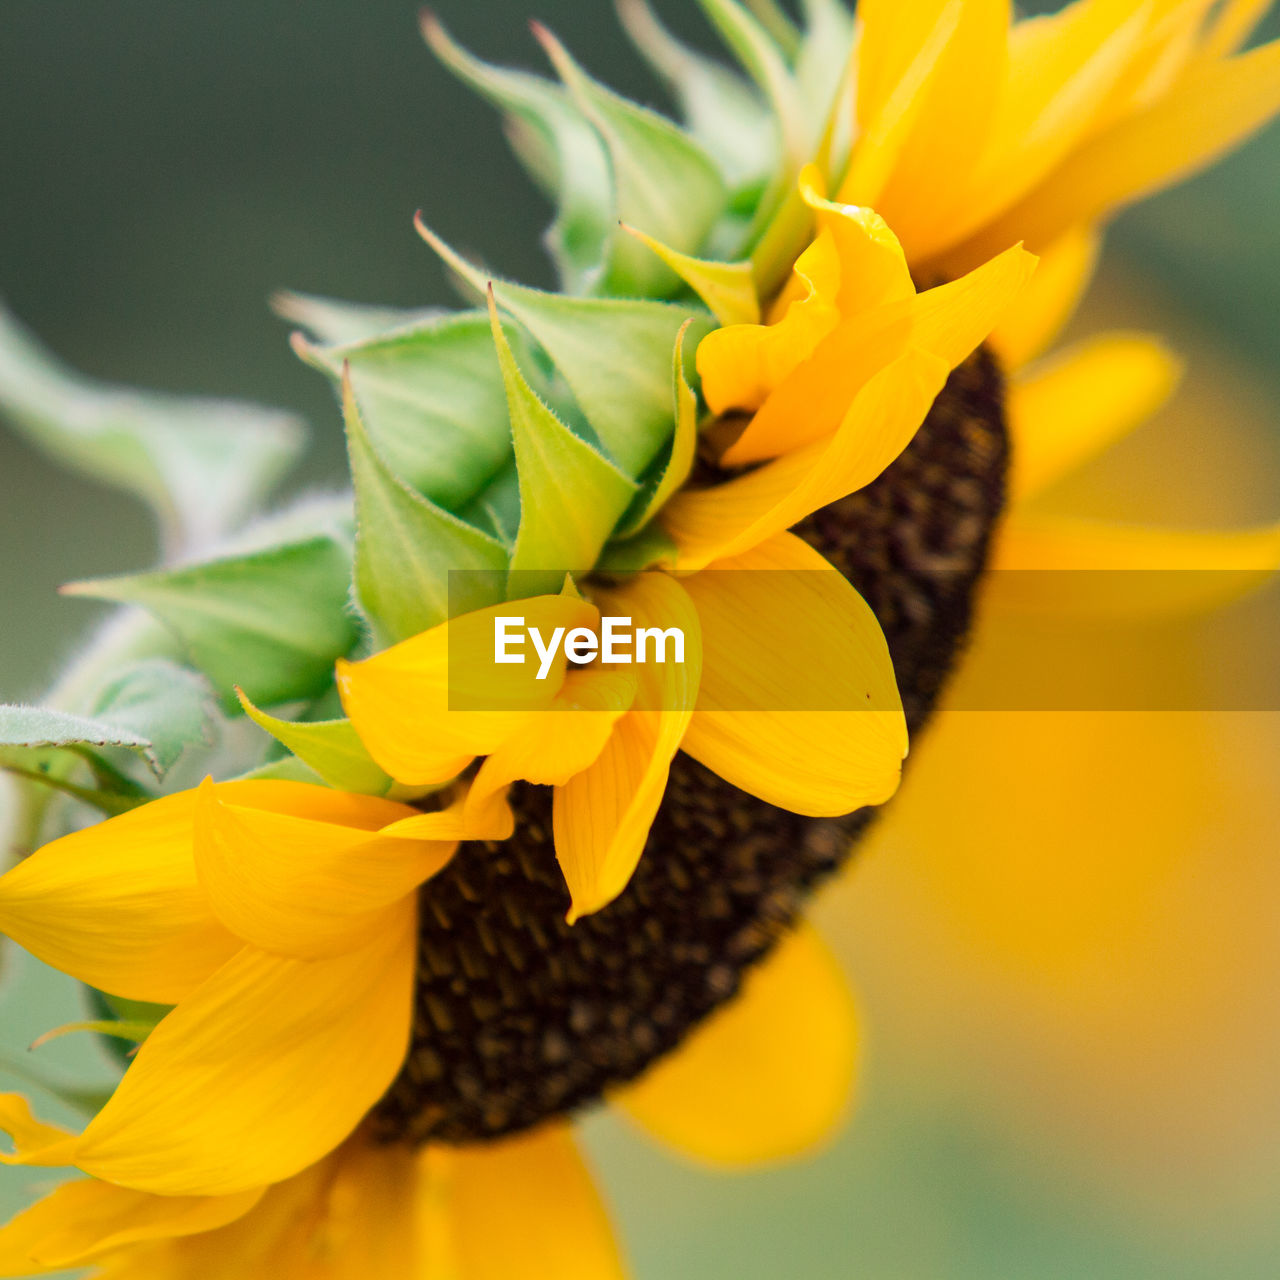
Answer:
[[0, 0, 849, 833]]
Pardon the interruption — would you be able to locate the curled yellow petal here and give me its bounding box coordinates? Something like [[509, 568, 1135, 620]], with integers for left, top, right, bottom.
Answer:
[[552, 573, 702, 920], [797, 164, 915, 314], [718, 242, 1036, 468], [666, 347, 950, 570], [619, 923, 859, 1167], [698, 230, 842, 416]]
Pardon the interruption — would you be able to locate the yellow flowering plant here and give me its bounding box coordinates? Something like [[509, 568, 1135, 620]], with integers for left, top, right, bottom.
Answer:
[[0, 0, 1277, 1274]]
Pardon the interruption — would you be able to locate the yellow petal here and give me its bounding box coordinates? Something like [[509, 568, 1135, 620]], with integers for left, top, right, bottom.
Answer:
[[465, 666, 640, 836], [75, 902, 415, 1196], [193, 778, 452, 959], [698, 230, 842, 415], [421, 1124, 624, 1280], [107, 1144, 350, 1280], [719, 242, 1036, 467], [864, 0, 1011, 255], [380, 789, 515, 844], [553, 573, 701, 920], [937, 0, 1155, 255], [320, 1138, 423, 1280], [0, 1094, 78, 1170], [666, 347, 950, 569], [906, 241, 1040, 368], [622, 224, 760, 326], [619, 923, 859, 1167], [842, 0, 967, 207], [798, 165, 916, 314], [680, 532, 908, 815], [989, 224, 1100, 368], [1107, 0, 1217, 117], [1199, 0, 1273, 60], [953, 35, 1280, 267], [992, 513, 1280, 615], [1010, 332, 1182, 500], [0, 790, 239, 1005], [338, 594, 600, 786], [0, 1178, 263, 1274]]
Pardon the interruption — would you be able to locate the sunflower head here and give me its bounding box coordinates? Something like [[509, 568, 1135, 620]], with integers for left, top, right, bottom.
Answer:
[[1, 1, 1278, 1273]]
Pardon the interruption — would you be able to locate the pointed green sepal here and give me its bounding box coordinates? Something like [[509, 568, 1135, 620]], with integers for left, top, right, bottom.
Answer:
[[616, 0, 777, 192], [64, 536, 360, 710], [296, 311, 527, 510], [532, 24, 728, 296], [419, 219, 715, 478], [487, 293, 638, 597], [622, 225, 760, 326], [0, 305, 303, 556], [233, 755, 325, 786], [794, 0, 856, 123], [237, 688, 401, 798], [343, 369, 508, 645], [695, 0, 808, 164], [423, 13, 614, 293], [615, 320, 700, 539]]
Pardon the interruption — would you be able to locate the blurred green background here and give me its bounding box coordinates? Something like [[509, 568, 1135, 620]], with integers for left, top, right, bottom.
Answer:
[[3, 3, 1280, 1277]]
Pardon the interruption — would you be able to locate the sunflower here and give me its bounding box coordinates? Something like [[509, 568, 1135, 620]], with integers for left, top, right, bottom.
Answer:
[[335, 219, 1034, 920], [0, 0, 1278, 1275]]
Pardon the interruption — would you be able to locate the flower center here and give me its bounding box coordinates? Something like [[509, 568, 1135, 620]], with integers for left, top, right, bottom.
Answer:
[[372, 347, 1007, 1146]]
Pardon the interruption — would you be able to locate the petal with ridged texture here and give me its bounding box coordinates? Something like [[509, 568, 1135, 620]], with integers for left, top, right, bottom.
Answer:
[[74, 901, 415, 1196], [193, 778, 451, 958]]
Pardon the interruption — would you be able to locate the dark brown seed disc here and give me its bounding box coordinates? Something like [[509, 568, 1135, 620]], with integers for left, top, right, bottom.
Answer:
[[372, 346, 1008, 1146]]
